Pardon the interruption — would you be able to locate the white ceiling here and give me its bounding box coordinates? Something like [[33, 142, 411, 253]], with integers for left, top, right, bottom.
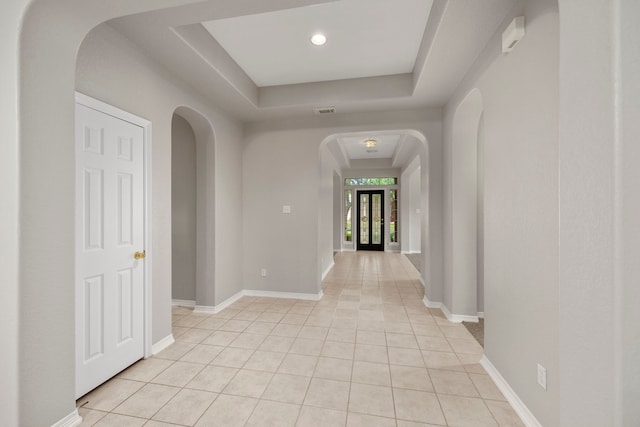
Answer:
[[107, 0, 517, 122], [202, 0, 433, 87], [340, 134, 400, 160]]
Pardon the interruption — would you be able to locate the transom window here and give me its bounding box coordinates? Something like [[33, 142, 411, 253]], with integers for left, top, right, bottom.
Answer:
[[344, 177, 397, 186]]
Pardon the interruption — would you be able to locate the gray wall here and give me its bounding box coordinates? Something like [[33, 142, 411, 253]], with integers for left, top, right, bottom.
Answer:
[[618, 1, 640, 422], [1, 3, 26, 425], [4, 0, 638, 426], [443, 0, 559, 424], [476, 117, 485, 313], [409, 167, 422, 253], [171, 114, 197, 302], [243, 111, 443, 299], [318, 147, 340, 282], [76, 23, 244, 336], [332, 171, 342, 252], [558, 0, 640, 425]]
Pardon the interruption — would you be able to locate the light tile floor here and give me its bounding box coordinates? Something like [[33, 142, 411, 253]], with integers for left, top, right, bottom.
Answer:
[[77, 252, 525, 426]]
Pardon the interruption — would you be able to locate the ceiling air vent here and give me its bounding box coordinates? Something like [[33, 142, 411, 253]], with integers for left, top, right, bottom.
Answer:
[[313, 106, 336, 115]]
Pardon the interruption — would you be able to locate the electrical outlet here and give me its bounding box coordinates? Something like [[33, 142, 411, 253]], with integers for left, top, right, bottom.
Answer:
[[282, 205, 291, 214], [537, 363, 547, 390], [260, 268, 267, 277]]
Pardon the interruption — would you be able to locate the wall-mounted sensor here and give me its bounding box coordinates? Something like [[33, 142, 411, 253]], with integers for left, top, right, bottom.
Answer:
[[502, 16, 525, 54]]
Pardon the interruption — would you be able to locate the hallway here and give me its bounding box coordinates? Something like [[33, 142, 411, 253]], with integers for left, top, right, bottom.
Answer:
[[76, 252, 522, 426]]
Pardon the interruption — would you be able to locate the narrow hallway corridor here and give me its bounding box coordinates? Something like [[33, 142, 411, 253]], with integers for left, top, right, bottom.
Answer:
[[77, 252, 523, 426]]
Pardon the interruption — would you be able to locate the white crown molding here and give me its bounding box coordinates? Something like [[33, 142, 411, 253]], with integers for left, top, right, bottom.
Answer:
[[51, 409, 82, 427], [480, 356, 543, 427], [151, 334, 175, 355], [172, 299, 196, 308]]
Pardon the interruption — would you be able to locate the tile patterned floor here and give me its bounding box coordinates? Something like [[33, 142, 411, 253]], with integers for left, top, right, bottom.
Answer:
[[77, 252, 525, 426]]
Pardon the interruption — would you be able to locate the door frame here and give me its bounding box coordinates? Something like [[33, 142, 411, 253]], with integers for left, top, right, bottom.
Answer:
[[356, 189, 385, 251], [75, 92, 153, 360]]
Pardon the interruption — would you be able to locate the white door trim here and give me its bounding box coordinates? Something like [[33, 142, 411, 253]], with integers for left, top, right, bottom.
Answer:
[[75, 92, 153, 358]]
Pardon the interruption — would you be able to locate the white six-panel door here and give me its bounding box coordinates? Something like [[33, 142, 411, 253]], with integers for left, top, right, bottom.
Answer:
[[75, 102, 146, 398]]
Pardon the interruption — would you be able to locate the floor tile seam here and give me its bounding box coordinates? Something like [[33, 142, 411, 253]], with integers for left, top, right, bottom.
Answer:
[[147, 360, 208, 388], [189, 391, 248, 427], [437, 390, 502, 427], [80, 376, 150, 412], [108, 379, 186, 423]]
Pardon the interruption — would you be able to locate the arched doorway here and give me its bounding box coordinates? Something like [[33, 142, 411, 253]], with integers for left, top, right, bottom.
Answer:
[[172, 106, 217, 312], [171, 113, 197, 305], [448, 88, 484, 320]]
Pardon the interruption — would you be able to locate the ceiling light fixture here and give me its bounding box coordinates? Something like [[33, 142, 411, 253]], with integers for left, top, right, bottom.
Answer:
[[364, 139, 377, 148], [310, 33, 327, 46]]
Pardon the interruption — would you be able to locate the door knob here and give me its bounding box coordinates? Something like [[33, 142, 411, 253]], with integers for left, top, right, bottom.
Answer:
[[134, 251, 146, 260]]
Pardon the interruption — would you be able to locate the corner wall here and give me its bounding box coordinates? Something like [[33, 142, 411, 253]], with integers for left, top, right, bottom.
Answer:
[[558, 0, 640, 424], [442, 0, 559, 425], [1, 3, 28, 425], [76, 22, 244, 337]]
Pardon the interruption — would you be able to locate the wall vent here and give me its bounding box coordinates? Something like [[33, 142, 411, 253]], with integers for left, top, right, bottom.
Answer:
[[313, 106, 336, 115]]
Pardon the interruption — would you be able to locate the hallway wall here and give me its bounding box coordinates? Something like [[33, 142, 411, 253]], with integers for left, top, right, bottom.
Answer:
[[243, 110, 443, 299], [443, 0, 559, 425], [5, 0, 636, 425], [0, 3, 27, 424], [76, 23, 244, 335]]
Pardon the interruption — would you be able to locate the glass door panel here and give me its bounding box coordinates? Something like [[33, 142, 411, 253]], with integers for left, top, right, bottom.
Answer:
[[372, 193, 381, 245], [357, 190, 384, 251], [359, 194, 369, 244]]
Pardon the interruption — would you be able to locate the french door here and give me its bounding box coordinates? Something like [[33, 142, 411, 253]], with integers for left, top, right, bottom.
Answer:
[[356, 190, 384, 251]]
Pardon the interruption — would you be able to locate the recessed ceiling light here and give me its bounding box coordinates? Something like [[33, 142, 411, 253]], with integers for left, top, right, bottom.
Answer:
[[310, 33, 327, 46], [363, 139, 377, 148]]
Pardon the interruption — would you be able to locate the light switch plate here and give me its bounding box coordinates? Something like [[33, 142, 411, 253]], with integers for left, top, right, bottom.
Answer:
[[282, 205, 291, 214], [537, 363, 547, 390]]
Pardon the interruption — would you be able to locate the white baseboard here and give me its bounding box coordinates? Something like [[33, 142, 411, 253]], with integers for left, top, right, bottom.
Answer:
[[422, 294, 442, 309], [423, 297, 479, 323], [51, 409, 82, 427], [478, 311, 485, 319], [202, 290, 246, 314], [172, 299, 195, 308], [194, 288, 325, 315], [440, 303, 479, 323], [341, 248, 356, 252], [193, 305, 217, 314], [480, 356, 542, 427], [151, 334, 175, 355], [322, 260, 335, 281], [244, 289, 324, 301]]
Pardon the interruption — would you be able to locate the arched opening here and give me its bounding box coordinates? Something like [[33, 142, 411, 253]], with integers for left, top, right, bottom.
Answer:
[[400, 156, 422, 256], [318, 129, 434, 296], [171, 113, 197, 305], [172, 106, 216, 312], [448, 88, 484, 320]]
